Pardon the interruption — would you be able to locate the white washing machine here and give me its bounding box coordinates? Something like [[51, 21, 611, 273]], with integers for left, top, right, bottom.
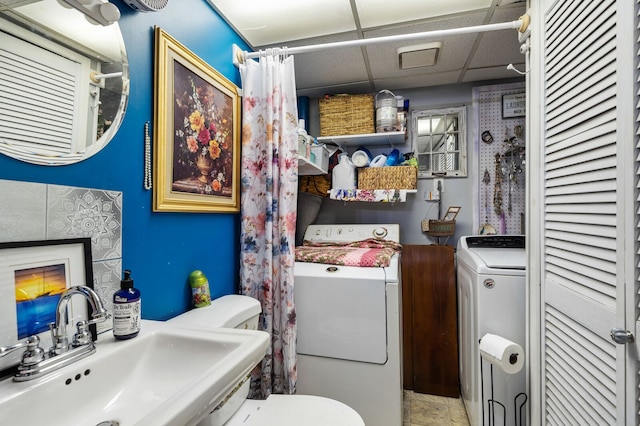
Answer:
[[457, 235, 527, 426], [294, 224, 402, 426]]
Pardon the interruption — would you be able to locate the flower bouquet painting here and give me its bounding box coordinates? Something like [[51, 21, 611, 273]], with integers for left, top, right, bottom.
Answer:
[[153, 28, 240, 213], [172, 61, 234, 196]]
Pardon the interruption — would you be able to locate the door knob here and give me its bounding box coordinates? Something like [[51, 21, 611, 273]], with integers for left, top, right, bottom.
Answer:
[[610, 327, 634, 345]]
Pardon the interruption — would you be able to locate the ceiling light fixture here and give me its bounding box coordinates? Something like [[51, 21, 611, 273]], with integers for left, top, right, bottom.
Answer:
[[59, 0, 120, 26], [397, 41, 442, 69]]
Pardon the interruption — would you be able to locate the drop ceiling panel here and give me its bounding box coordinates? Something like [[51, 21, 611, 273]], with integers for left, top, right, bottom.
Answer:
[[468, 7, 526, 68], [265, 32, 370, 90], [374, 70, 464, 92], [354, 0, 493, 29], [207, 0, 355, 47], [208, 0, 527, 97], [298, 81, 373, 98], [462, 65, 524, 82], [364, 13, 486, 80], [294, 47, 369, 88]]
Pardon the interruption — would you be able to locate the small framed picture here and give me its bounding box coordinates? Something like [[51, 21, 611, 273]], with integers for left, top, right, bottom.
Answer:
[[443, 206, 461, 221], [0, 238, 93, 373], [502, 92, 526, 118]]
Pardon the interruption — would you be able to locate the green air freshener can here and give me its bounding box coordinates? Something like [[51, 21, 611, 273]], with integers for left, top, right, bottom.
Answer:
[[189, 270, 211, 308]]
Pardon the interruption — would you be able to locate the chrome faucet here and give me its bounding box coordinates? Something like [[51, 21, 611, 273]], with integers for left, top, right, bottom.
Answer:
[[50, 285, 110, 356], [0, 285, 110, 382]]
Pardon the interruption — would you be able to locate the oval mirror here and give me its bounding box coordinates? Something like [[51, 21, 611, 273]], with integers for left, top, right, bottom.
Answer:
[[0, 0, 129, 165]]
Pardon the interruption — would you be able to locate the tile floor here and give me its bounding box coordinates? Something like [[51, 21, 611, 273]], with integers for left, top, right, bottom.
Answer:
[[403, 390, 470, 426]]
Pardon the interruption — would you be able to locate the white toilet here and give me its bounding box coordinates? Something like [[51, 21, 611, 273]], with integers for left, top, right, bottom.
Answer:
[[168, 295, 365, 426]]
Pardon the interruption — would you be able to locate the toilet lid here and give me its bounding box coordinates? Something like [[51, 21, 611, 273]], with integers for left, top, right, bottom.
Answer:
[[226, 394, 365, 426]]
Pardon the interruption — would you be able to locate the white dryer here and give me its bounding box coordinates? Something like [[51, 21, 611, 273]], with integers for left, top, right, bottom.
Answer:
[[294, 224, 402, 426], [457, 235, 527, 426]]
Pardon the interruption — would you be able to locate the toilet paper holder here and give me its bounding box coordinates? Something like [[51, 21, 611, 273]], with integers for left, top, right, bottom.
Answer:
[[480, 358, 528, 426], [478, 334, 527, 426]]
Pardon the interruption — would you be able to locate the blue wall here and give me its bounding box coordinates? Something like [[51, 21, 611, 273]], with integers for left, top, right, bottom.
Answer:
[[0, 0, 250, 320]]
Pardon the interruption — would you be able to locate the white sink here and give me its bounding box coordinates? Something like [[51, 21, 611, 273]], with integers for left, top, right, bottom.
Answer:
[[0, 320, 269, 426]]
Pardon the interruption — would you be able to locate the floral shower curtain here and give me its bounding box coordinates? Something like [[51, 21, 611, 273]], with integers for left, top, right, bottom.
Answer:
[[239, 51, 298, 398]]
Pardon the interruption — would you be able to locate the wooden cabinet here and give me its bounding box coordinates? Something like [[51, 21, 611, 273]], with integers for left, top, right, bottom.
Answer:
[[402, 244, 459, 397]]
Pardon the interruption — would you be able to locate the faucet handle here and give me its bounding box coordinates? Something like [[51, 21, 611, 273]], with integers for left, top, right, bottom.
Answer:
[[72, 320, 93, 347], [20, 336, 46, 366], [72, 312, 111, 347], [0, 336, 45, 366], [0, 335, 38, 357], [49, 322, 68, 356]]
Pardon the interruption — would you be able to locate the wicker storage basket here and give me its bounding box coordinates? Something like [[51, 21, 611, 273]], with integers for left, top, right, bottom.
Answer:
[[357, 166, 417, 190], [319, 94, 375, 136], [299, 175, 331, 197]]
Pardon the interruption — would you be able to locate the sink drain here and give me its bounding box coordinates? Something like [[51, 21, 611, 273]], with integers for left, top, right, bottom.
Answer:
[[96, 422, 119, 426]]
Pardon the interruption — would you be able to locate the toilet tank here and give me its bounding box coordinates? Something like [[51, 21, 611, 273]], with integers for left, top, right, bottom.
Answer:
[[168, 295, 261, 330]]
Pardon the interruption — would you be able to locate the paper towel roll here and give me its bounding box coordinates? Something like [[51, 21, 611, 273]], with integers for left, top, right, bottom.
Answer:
[[479, 333, 524, 374]]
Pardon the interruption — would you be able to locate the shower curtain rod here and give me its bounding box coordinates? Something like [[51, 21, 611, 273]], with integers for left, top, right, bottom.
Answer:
[[233, 14, 530, 65]]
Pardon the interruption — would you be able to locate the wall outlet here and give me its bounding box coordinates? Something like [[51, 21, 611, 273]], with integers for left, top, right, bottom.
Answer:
[[434, 178, 444, 193]]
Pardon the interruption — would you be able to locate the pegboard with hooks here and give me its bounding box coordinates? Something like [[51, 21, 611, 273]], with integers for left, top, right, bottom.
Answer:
[[474, 83, 526, 235]]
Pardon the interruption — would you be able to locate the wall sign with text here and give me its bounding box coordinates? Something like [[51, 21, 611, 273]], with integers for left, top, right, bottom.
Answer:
[[502, 92, 526, 118]]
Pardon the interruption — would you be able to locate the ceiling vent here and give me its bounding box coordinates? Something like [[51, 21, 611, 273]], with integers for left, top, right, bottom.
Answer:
[[123, 0, 168, 12], [397, 42, 442, 70]]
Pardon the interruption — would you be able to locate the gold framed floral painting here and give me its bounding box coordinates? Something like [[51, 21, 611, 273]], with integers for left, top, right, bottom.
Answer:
[[153, 27, 240, 213]]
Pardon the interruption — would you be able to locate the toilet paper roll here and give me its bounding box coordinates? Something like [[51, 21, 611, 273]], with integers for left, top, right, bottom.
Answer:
[[479, 333, 524, 374]]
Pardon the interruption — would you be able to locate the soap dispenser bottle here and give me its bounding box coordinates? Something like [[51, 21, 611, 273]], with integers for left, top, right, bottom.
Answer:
[[113, 269, 141, 340]]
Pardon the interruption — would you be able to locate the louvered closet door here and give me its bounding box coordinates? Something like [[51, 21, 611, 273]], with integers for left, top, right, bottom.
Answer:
[[0, 30, 87, 157], [539, 0, 638, 424]]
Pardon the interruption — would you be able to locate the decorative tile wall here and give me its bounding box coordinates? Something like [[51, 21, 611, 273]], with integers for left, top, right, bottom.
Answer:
[[0, 179, 122, 336], [0, 180, 47, 241]]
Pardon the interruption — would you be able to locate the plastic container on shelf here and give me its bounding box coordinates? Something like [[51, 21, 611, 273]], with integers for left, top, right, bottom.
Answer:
[[395, 95, 407, 132], [298, 119, 311, 160], [351, 150, 370, 167], [332, 153, 356, 189], [385, 148, 401, 166], [311, 144, 330, 171], [375, 89, 397, 133], [370, 154, 387, 167]]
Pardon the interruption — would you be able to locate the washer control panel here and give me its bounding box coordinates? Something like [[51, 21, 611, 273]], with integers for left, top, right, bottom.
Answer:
[[465, 235, 525, 249], [303, 224, 400, 243]]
